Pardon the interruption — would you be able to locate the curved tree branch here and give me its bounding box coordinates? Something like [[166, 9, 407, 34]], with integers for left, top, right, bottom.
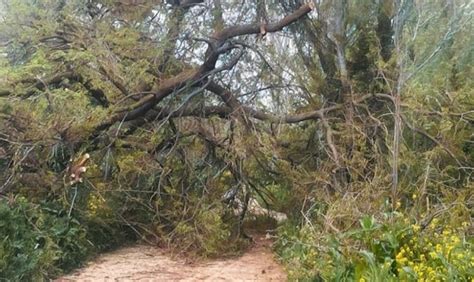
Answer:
[[86, 3, 314, 137]]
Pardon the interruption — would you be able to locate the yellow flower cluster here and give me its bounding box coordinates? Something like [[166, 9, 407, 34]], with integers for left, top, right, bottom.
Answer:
[[395, 224, 472, 281], [306, 248, 319, 268], [88, 194, 106, 216]]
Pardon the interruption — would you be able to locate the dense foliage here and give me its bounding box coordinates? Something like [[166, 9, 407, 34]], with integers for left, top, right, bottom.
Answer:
[[0, 196, 133, 279], [276, 213, 473, 280], [0, 0, 472, 280]]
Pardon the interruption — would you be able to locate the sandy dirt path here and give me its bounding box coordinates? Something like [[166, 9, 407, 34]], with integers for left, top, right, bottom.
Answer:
[[57, 236, 286, 281]]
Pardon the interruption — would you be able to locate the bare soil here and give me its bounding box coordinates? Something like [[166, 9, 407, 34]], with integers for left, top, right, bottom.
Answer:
[[57, 235, 286, 281]]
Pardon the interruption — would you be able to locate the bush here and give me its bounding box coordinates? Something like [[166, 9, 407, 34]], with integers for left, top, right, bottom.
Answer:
[[394, 220, 473, 280], [168, 206, 236, 257], [275, 212, 473, 281], [0, 192, 138, 280], [0, 197, 90, 280]]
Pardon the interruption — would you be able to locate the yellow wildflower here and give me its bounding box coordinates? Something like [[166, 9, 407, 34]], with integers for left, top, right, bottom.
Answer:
[[451, 236, 460, 244], [442, 229, 451, 236]]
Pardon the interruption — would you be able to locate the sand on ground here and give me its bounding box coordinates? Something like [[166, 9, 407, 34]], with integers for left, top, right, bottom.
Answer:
[[57, 235, 286, 281]]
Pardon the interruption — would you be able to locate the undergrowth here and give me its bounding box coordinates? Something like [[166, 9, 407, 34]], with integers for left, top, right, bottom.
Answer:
[[274, 197, 473, 281], [0, 196, 132, 280]]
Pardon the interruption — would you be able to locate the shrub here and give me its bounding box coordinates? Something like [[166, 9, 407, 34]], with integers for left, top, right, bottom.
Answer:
[[275, 212, 473, 281], [395, 220, 473, 280], [0, 196, 90, 279]]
